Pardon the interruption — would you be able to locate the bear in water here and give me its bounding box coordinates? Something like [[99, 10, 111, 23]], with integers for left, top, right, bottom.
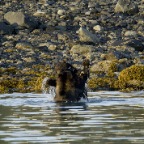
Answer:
[[43, 59, 90, 102]]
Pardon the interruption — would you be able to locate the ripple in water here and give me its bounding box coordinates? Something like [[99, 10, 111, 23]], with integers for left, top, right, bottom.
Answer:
[[0, 91, 144, 144]]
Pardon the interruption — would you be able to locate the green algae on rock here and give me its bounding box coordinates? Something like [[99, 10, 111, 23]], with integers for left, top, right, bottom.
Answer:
[[88, 77, 117, 91], [0, 65, 52, 93], [118, 65, 144, 90], [88, 64, 144, 91]]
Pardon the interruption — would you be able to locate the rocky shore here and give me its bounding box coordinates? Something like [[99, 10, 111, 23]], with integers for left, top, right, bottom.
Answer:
[[0, 0, 144, 93]]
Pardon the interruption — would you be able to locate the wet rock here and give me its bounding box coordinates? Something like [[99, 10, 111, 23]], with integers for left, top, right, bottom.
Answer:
[[115, 0, 139, 14], [118, 65, 144, 90]]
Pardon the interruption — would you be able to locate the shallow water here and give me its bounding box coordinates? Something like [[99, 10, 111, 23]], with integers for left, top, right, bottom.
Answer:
[[0, 91, 144, 144]]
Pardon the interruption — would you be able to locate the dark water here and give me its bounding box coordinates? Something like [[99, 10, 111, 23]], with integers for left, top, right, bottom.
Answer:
[[0, 91, 144, 144]]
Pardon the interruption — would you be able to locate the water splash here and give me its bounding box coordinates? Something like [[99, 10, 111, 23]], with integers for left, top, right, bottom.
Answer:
[[41, 77, 49, 94], [41, 77, 56, 101], [41, 77, 91, 102]]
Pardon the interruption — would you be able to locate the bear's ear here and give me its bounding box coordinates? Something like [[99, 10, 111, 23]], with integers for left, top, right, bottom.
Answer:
[[83, 59, 90, 67], [46, 78, 56, 86]]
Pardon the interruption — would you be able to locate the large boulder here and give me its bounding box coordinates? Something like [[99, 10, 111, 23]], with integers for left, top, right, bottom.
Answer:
[[115, 0, 139, 14], [4, 11, 38, 30], [118, 65, 144, 89]]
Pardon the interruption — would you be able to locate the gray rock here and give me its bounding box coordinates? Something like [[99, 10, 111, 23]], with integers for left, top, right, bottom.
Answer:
[[15, 42, 33, 50], [4, 11, 25, 26], [39, 42, 57, 51], [93, 25, 103, 32], [100, 51, 127, 61], [124, 30, 137, 37], [33, 10, 46, 17], [127, 39, 144, 52], [0, 22, 15, 34], [70, 44, 95, 59], [115, 0, 139, 14], [0, 0, 143, 82], [4, 11, 38, 29], [90, 60, 114, 73], [57, 9, 66, 16], [76, 27, 99, 44]]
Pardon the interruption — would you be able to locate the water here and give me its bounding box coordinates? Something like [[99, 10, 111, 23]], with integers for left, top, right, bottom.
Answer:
[[0, 91, 144, 144]]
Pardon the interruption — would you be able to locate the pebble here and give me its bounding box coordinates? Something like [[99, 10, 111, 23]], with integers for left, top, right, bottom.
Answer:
[[57, 9, 66, 15], [93, 25, 102, 32]]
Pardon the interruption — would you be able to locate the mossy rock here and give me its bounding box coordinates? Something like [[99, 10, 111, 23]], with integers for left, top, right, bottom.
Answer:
[[90, 60, 118, 74], [0, 64, 52, 93], [0, 78, 18, 93], [118, 65, 144, 90], [88, 77, 117, 90], [0, 85, 9, 93], [0, 67, 17, 75]]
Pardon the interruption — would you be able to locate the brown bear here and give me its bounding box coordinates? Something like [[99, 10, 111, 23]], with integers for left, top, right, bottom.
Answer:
[[43, 59, 90, 102]]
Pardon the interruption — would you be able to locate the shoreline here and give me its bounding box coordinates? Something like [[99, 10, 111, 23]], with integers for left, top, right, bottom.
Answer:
[[0, 0, 144, 93]]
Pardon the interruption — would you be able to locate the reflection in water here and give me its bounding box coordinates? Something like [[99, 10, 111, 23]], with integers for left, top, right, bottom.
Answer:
[[0, 91, 144, 144]]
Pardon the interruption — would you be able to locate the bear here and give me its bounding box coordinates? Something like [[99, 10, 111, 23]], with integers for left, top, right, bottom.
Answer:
[[43, 59, 90, 102]]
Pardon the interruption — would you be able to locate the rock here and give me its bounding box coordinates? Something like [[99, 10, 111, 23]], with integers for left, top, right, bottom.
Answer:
[[39, 42, 57, 51], [127, 39, 144, 51], [100, 52, 119, 60], [124, 30, 137, 37], [0, 0, 144, 93], [76, 27, 99, 44], [118, 58, 133, 71], [48, 44, 57, 51], [0, 22, 15, 34], [93, 25, 102, 32], [15, 42, 33, 50], [115, 0, 139, 14], [90, 60, 114, 73], [4, 11, 38, 29], [57, 9, 66, 16], [70, 44, 94, 59], [22, 57, 36, 63], [4, 11, 25, 26], [33, 10, 46, 17], [118, 65, 144, 89]]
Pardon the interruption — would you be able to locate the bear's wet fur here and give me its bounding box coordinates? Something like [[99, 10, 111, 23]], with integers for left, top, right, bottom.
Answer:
[[45, 59, 90, 102]]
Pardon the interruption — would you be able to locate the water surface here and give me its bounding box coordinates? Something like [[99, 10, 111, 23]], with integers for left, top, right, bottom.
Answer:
[[0, 91, 144, 144]]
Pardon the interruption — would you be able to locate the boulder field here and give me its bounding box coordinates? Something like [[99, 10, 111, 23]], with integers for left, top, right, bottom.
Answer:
[[0, 0, 144, 93]]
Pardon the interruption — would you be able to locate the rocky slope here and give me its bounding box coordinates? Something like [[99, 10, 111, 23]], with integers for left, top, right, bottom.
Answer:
[[0, 0, 144, 93]]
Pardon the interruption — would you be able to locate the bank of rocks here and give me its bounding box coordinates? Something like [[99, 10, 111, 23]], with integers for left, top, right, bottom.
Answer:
[[0, 0, 144, 93]]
